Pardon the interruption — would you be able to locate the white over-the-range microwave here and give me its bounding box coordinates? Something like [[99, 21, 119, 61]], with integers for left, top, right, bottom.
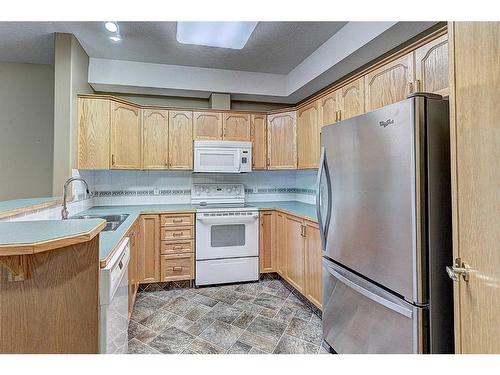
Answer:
[[193, 141, 252, 173]]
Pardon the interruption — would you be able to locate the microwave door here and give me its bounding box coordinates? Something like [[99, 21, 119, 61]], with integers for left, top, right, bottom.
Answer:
[[195, 148, 240, 173]]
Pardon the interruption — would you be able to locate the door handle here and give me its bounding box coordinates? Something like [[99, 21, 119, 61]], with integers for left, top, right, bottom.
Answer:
[[446, 258, 470, 282]]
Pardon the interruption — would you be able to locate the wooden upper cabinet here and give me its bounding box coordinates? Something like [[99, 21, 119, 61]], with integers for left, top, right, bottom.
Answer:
[[297, 102, 320, 169], [284, 214, 306, 294], [138, 215, 160, 283], [318, 90, 340, 127], [304, 221, 322, 309], [364, 52, 415, 112], [193, 111, 222, 140], [338, 77, 365, 121], [415, 34, 449, 97], [251, 114, 267, 170], [110, 101, 141, 169], [78, 98, 110, 169], [168, 110, 193, 170], [267, 111, 297, 170], [142, 109, 169, 169], [223, 113, 251, 141], [259, 211, 276, 273]]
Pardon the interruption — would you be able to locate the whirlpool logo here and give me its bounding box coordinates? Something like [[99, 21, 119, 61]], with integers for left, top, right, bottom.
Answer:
[[379, 119, 395, 128]]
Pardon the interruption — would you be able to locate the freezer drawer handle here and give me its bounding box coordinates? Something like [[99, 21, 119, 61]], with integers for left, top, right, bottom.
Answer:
[[325, 263, 413, 318]]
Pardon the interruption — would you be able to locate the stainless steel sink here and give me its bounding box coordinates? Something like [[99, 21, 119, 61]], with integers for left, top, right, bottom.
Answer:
[[71, 214, 130, 232]]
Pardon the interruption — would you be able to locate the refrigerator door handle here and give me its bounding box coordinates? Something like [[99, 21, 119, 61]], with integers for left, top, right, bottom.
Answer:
[[316, 146, 332, 251], [324, 261, 413, 319]]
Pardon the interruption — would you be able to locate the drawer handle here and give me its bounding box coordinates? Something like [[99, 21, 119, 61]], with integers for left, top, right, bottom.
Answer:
[[173, 245, 183, 249], [173, 218, 183, 223], [172, 232, 183, 237], [172, 266, 183, 271]]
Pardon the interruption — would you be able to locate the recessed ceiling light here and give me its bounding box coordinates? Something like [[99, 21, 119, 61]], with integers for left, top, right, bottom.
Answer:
[[105, 22, 118, 33], [109, 36, 121, 42], [176, 22, 257, 50]]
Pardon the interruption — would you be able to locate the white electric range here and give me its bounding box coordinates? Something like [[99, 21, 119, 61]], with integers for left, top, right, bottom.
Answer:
[[191, 184, 259, 286]]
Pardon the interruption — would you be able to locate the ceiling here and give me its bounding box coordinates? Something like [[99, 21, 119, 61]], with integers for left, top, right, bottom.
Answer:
[[0, 21, 346, 73]]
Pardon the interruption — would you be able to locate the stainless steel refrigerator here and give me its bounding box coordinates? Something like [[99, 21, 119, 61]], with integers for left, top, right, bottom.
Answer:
[[316, 93, 454, 354]]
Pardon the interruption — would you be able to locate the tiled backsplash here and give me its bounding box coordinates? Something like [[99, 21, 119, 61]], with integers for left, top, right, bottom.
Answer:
[[78, 169, 318, 205]]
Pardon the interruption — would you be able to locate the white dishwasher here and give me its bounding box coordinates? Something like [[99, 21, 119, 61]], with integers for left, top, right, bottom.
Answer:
[[100, 237, 130, 354]]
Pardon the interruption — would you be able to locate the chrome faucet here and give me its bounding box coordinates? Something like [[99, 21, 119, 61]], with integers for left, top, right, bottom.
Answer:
[[61, 177, 90, 219]]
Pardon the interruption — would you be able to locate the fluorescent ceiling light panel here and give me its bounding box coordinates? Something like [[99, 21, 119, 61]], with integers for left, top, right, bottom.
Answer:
[[176, 22, 257, 49]]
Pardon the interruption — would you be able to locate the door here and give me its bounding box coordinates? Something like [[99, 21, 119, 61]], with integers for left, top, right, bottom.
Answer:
[[284, 214, 305, 293], [323, 259, 424, 354], [139, 215, 160, 283], [110, 101, 141, 169], [259, 210, 275, 273], [448, 22, 500, 354], [267, 111, 297, 169], [251, 114, 267, 170], [142, 109, 169, 169], [415, 34, 449, 97], [78, 98, 110, 169], [193, 111, 222, 140], [364, 52, 414, 112], [304, 221, 322, 309], [223, 113, 251, 141], [297, 102, 320, 169], [195, 213, 259, 260], [168, 110, 193, 170], [318, 90, 340, 127], [276, 211, 285, 276], [338, 77, 365, 121], [321, 99, 419, 301]]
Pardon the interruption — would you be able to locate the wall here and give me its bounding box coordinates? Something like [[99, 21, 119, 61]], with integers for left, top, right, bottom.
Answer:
[[0, 62, 54, 200], [78, 170, 318, 206], [52, 33, 94, 196]]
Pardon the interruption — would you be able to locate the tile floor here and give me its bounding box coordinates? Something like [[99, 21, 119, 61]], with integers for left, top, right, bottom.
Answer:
[[128, 278, 328, 354]]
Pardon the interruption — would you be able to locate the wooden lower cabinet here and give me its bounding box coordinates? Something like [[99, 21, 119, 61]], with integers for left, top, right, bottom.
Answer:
[[138, 214, 160, 283], [261, 210, 322, 309], [304, 221, 322, 308], [160, 253, 194, 282], [284, 214, 306, 294], [259, 210, 276, 273]]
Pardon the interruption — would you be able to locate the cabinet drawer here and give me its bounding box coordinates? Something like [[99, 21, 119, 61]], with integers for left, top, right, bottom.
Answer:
[[161, 240, 194, 255], [160, 213, 194, 227], [160, 226, 194, 241], [160, 254, 194, 281]]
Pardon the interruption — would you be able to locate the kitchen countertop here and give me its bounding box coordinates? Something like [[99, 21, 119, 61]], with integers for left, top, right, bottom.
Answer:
[[77, 201, 317, 267], [0, 197, 62, 219], [0, 219, 106, 256]]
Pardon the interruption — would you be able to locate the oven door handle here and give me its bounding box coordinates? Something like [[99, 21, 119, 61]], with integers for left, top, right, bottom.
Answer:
[[197, 215, 259, 224]]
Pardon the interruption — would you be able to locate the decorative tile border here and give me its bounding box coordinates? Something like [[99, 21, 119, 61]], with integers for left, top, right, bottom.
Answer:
[[93, 187, 316, 197]]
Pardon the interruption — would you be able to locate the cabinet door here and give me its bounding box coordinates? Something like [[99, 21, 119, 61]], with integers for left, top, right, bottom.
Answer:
[[168, 110, 193, 170], [276, 211, 286, 276], [297, 102, 320, 169], [142, 109, 169, 169], [267, 111, 297, 169], [304, 221, 322, 309], [338, 77, 365, 121], [193, 111, 222, 140], [259, 211, 276, 273], [251, 114, 267, 170], [284, 214, 306, 293], [318, 89, 340, 127], [139, 215, 160, 283], [223, 113, 251, 141], [415, 34, 449, 97], [78, 98, 110, 169], [364, 53, 415, 112], [110, 101, 141, 169]]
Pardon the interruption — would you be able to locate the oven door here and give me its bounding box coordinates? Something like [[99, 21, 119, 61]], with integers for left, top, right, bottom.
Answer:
[[196, 213, 259, 260], [194, 147, 241, 173]]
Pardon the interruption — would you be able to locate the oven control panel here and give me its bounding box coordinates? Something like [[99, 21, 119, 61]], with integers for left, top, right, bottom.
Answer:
[[191, 184, 245, 203]]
